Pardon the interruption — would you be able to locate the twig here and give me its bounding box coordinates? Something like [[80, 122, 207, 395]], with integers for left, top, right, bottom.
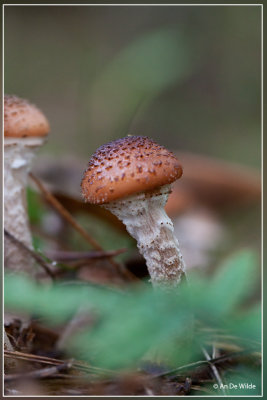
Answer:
[[4, 350, 114, 376], [4, 229, 55, 279], [29, 172, 103, 251], [45, 248, 127, 262], [29, 172, 138, 282], [4, 360, 73, 382], [202, 346, 226, 395]]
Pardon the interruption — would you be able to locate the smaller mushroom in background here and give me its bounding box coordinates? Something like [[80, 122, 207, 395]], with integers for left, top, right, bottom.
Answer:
[[4, 95, 50, 274], [81, 135, 186, 289]]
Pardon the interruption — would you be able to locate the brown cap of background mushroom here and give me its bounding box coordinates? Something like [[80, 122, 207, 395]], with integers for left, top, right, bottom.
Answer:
[[4, 95, 50, 138], [81, 136, 183, 204]]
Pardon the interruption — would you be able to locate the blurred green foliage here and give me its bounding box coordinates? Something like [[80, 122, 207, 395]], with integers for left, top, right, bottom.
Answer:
[[5, 250, 261, 382]]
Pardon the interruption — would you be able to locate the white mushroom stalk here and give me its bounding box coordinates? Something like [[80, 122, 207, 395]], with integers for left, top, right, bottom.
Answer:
[[104, 184, 186, 288], [4, 94, 50, 274], [4, 137, 46, 274], [81, 135, 187, 289]]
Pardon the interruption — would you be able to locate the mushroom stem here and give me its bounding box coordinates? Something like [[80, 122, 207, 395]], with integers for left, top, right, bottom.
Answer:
[[4, 137, 45, 274], [104, 184, 186, 288]]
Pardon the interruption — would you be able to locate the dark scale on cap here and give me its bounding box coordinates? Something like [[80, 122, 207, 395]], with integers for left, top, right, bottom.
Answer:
[[81, 136, 183, 204]]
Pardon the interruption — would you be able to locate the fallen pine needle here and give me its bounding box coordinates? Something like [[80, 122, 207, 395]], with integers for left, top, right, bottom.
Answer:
[[4, 350, 114, 376], [45, 248, 127, 262], [4, 360, 73, 382], [150, 350, 251, 379]]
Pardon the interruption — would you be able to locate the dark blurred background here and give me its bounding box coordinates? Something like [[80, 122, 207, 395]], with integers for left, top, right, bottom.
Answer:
[[4, 5, 261, 168], [4, 5, 262, 274]]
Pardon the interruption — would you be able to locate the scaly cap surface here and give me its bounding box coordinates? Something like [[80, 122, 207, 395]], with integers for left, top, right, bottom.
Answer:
[[81, 136, 183, 204], [4, 95, 50, 138]]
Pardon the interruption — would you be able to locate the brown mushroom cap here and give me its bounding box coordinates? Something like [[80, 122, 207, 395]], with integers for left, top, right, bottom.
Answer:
[[4, 95, 50, 138], [81, 136, 183, 204]]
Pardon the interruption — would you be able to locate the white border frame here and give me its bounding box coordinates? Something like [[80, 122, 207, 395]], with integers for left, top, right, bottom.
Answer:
[[2, 3, 263, 398]]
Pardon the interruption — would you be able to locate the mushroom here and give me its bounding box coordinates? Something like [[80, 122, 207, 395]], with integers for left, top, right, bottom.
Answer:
[[81, 136, 186, 288], [4, 95, 50, 274]]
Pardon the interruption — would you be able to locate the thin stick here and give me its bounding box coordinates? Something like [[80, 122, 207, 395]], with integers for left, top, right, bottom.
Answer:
[[4, 350, 114, 375], [29, 172, 139, 282], [29, 172, 102, 251], [4, 360, 73, 382], [46, 248, 126, 262], [4, 229, 55, 279]]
